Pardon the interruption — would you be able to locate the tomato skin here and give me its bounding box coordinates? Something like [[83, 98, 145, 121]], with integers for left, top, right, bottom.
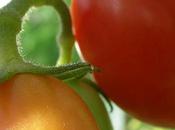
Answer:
[[0, 74, 99, 130], [71, 0, 175, 127]]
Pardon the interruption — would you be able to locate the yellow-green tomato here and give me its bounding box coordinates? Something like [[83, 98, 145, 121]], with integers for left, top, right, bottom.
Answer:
[[0, 74, 99, 130]]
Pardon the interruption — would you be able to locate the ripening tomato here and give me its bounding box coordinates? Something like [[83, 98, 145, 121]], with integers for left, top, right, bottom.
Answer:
[[71, 0, 175, 127], [0, 74, 99, 130]]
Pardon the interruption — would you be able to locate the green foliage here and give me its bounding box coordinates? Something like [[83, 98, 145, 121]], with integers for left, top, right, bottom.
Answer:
[[21, 6, 59, 65], [21, 3, 79, 65], [64, 0, 71, 6], [0, 0, 91, 82]]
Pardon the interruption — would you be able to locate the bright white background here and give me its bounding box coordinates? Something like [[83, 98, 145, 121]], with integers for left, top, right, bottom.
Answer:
[[0, 0, 11, 8]]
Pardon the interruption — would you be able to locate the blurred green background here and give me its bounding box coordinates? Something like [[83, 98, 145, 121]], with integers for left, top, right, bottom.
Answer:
[[20, 0, 75, 66], [21, 6, 59, 65], [19, 0, 174, 130]]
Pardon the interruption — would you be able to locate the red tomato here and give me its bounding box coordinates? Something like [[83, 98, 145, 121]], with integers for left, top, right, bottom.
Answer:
[[0, 74, 99, 130], [71, 0, 175, 127]]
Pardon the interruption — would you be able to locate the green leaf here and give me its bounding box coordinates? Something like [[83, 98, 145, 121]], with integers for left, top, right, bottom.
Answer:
[[0, 0, 80, 82]]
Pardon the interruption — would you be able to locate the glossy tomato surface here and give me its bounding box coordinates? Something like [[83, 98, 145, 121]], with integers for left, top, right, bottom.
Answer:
[[0, 74, 99, 130], [71, 0, 175, 127]]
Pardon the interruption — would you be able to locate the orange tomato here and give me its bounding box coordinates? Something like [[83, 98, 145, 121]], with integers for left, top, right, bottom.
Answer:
[[0, 74, 99, 130]]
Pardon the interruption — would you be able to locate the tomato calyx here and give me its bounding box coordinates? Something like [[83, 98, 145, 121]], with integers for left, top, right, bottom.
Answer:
[[0, 61, 95, 83]]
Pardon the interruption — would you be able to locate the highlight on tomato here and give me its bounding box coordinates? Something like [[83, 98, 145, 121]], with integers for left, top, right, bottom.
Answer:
[[0, 74, 99, 130], [71, 0, 175, 127]]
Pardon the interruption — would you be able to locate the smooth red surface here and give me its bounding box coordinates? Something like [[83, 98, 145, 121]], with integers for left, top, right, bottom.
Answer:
[[71, 0, 175, 127]]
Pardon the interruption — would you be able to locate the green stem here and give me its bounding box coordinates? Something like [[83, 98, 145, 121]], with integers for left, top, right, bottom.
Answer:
[[54, 1, 74, 65], [52, 0, 75, 65], [57, 41, 73, 65]]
